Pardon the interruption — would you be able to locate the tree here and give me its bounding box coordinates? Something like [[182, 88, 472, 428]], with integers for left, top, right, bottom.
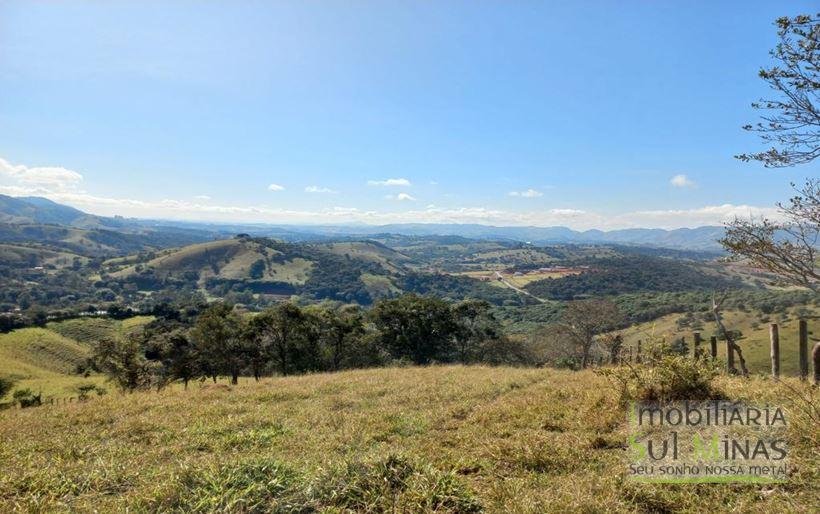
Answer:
[[599, 333, 623, 365], [312, 304, 366, 370], [736, 14, 820, 167], [725, 13, 820, 291], [721, 179, 819, 291], [249, 259, 266, 280], [370, 294, 458, 365], [557, 299, 623, 368], [161, 329, 200, 389], [451, 300, 503, 363], [246, 303, 311, 377], [190, 303, 245, 384], [93, 334, 155, 391]]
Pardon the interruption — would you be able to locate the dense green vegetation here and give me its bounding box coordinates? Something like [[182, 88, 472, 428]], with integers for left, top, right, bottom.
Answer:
[[524, 255, 744, 300], [88, 295, 528, 393], [497, 289, 819, 334]]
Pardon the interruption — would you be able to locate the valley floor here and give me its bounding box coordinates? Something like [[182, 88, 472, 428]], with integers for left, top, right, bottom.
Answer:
[[0, 366, 817, 512]]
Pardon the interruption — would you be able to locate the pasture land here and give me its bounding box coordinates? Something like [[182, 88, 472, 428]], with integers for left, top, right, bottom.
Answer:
[[0, 316, 152, 401], [619, 307, 819, 376], [0, 366, 816, 512]]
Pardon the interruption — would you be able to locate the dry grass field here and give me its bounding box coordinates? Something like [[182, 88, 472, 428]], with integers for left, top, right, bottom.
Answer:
[[0, 365, 816, 512], [455, 270, 582, 289], [619, 308, 819, 376]]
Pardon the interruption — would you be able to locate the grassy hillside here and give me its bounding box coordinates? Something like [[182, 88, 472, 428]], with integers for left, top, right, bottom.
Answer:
[[47, 316, 154, 344], [105, 238, 401, 287], [619, 307, 819, 376], [0, 222, 212, 257], [0, 366, 816, 512], [0, 317, 153, 400], [0, 243, 88, 269], [92, 236, 528, 306], [0, 328, 102, 399]]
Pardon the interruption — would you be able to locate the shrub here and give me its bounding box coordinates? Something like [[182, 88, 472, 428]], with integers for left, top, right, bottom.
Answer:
[[597, 337, 724, 404], [553, 356, 579, 370], [0, 376, 14, 398], [668, 337, 689, 356], [12, 388, 42, 408], [77, 383, 107, 401]]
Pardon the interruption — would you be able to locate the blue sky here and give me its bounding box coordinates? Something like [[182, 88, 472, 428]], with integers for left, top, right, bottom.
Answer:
[[0, 1, 817, 229]]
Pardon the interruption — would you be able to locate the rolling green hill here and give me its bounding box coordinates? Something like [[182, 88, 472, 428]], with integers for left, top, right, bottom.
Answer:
[[0, 317, 153, 401], [94, 236, 524, 306], [0, 327, 101, 400], [0, 222, 214, 257], [103, 237, 408, 299], [0, 243, 88, 269]]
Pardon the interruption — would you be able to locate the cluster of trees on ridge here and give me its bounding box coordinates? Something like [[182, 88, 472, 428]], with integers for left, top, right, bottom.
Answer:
[[524, 256, 745, 300], [91, 294, 533, 391]]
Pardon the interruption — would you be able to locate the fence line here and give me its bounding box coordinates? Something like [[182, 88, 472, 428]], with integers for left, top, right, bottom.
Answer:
[[618, 319, 817, 384]]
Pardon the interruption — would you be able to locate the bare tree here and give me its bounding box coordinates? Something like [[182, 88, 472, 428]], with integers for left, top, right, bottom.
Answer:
[[558, 299, 623, 368], [721, 179, 819, 291], [735, 14, 820, 167], [598, 333, 624, 365], [724, 14, 820, 290]]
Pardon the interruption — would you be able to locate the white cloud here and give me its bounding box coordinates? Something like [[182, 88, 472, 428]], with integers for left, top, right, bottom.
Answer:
[[616, 204, 782, 228], [0, 156, 786, 231], [670, 174, 696, 188], [193, 195, 211, 201], [367, 178, 411, 187], [267, 183, 285, 191], [0, 157, 83, 190], [304, 185, 337, 194], [386, 193, 417, 201], [508, 188, 543, 198]]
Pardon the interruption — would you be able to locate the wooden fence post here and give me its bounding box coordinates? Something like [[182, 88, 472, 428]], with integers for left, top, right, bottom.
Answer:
[[636, 340, 642, 364], [693, 332, 702, 360], [770, 323, 780, 380], [799, 320, 808, 381], [813, 342, 820, 386], [710, 336, 717, 360], [726, 336, 735, 374]]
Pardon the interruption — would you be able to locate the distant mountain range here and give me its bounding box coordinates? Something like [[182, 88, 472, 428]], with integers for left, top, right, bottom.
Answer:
[[260, 223, 727, 251], [0, 194, 122, 229], [0, 194, 727, 251]]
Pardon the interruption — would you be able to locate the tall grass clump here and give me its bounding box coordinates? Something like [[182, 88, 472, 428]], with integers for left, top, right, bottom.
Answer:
[[143, 459, 304, 513], [310, 454, 482, 513], [598, 338, 724, 404]]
